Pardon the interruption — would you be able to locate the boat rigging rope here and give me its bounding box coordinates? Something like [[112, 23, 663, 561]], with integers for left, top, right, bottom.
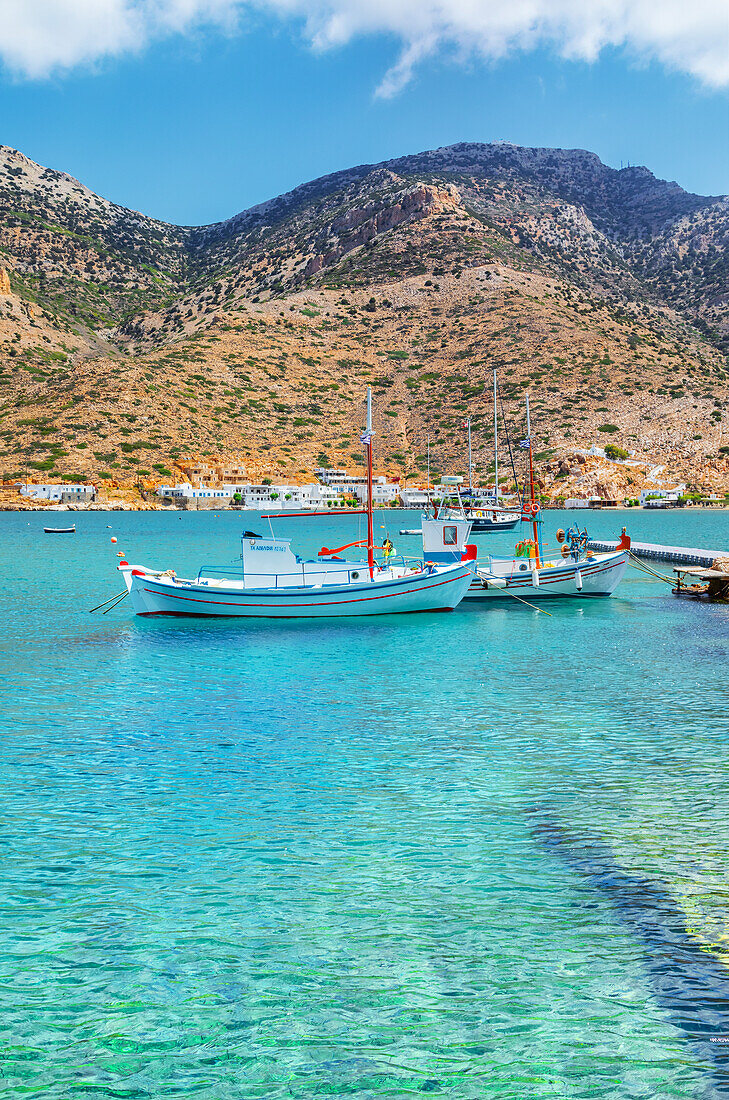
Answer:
[[626, 551, 676, 585], [89, 588, 128, 613]]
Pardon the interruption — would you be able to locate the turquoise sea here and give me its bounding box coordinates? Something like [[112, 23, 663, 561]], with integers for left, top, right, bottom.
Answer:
[[2, 508, 729, 1099]]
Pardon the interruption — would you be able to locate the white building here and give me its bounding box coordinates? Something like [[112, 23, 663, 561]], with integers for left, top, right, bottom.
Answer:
[[20, 483, 96, 501], [315, 467, 400, 505], [315, 467, 348, 485], [640, 485, 686, 507], [399, 487, 431, 508], [156, 482, 232, 502], [564, 498, 590, 509]]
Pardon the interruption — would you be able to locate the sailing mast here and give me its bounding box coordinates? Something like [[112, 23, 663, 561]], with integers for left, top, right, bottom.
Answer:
[[525, 392, 541, 567], [465, 417, 473, 493], [493, 369, 498, 504], [426, 432, 431, 509], [362, 387, 375, 580]]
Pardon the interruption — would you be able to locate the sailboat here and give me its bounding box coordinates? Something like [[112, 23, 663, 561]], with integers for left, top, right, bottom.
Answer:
[[438, 372, 520, 532], [461, 371, 521, 531], [117, 390, 476, 618]]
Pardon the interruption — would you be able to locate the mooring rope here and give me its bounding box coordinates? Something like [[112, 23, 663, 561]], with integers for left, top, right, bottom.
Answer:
[[627, 551, 678, 585]]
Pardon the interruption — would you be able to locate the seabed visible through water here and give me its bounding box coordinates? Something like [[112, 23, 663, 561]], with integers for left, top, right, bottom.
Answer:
[[2, 508, 729, 1098]]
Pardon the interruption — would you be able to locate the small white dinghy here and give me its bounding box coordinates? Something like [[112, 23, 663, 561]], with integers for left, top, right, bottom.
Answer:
[[117, 389, 476, 619]]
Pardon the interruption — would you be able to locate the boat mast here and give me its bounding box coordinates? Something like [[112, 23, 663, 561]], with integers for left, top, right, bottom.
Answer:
[[525, 392, 541, 567], [364, 387, 375, 579], [493, 369, 498, 504], [466, 417, 473, 493], [426, 433, 431, 512]]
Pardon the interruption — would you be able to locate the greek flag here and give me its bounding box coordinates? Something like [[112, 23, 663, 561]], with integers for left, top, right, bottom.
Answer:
[[519, 438, 531, 450], [360, 429, 375, 445]]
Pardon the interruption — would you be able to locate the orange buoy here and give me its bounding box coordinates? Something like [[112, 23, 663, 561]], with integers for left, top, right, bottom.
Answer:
[[117, 551, 124, 557], [111, 537, 117, 543]]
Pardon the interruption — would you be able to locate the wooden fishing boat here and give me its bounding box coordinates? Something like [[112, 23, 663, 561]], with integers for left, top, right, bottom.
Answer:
[[423, 392, 630, 601], [467, 537, 630, 600], [118, 390, 476, 618], [44, 525, 76, 534], [468, 394, 629, 599]]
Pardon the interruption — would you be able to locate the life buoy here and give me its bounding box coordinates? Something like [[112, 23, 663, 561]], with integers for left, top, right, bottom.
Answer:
[[561, 544, 570, 558], [529, 502, 540, 516]]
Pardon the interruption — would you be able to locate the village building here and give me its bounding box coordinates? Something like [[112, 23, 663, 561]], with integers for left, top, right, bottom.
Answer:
[[20, 483, 96, 503]]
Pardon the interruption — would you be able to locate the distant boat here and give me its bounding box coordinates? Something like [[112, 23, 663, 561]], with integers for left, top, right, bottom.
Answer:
[[44, 525, 76, 534]]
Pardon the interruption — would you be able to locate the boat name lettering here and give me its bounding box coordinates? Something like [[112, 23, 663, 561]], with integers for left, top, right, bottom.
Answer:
[[250, 543, 287, 552]]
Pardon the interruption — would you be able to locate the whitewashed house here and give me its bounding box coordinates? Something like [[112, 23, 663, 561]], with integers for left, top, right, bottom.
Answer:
[[399, 487, 431, 508], [20, 483, 96, 501]]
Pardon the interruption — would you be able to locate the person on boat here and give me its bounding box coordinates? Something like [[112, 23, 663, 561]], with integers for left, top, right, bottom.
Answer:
[[382, 537, 395, 558]]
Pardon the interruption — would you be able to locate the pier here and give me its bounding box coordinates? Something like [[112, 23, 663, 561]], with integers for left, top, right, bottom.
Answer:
[[588, 540, 729, 566]]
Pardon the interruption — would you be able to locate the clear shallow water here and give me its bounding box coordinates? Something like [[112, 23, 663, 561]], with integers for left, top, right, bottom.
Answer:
[[2, 509, 729, 1099]]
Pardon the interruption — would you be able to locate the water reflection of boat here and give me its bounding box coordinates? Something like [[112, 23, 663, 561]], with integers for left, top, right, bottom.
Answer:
[[118, 390, 476, 618]]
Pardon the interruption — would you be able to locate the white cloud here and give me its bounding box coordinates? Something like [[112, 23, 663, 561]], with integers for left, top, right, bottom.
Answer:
[[1, 0, 728, 91]]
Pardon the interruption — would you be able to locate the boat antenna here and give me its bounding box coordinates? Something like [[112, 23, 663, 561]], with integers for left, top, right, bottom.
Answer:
[[493, 368, 498, 504], [361, 387, 375, 580]]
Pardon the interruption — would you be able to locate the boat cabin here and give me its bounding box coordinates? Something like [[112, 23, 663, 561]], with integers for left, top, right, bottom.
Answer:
[[421, 518, 475, 563]]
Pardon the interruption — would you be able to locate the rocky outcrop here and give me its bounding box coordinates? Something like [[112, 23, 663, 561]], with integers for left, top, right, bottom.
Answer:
[[0, 266, 11, 295], [303, 183, 459, 278]]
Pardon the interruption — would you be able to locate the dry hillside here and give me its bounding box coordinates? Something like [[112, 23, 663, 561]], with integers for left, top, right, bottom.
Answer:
[[0, 141, 727, 497]]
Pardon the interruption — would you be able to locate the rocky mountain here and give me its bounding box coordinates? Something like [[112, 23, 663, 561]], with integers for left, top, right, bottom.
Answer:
[[0, 141, 727, 495]]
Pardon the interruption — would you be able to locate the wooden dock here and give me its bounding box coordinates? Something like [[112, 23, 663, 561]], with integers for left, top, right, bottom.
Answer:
[[587, 540, 729, 566]]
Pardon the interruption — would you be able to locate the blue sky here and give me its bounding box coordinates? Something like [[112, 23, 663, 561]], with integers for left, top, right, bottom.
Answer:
[[1, 11, 727, 226]]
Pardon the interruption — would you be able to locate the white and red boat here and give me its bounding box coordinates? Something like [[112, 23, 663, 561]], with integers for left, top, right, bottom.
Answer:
[[466, 533, 630, 600], [117, 390, 476, 618], [422, 392, 630, 601], [466, 393, 629, 600]]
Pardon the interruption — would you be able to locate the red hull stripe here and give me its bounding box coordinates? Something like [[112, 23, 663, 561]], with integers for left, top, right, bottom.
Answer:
[[140, 570, 471, 609]]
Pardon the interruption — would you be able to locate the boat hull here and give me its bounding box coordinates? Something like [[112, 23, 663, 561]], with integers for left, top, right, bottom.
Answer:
[[465, 550, 628, 599], [469, 515, 520, 532], [125, 563, 475, 617]]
